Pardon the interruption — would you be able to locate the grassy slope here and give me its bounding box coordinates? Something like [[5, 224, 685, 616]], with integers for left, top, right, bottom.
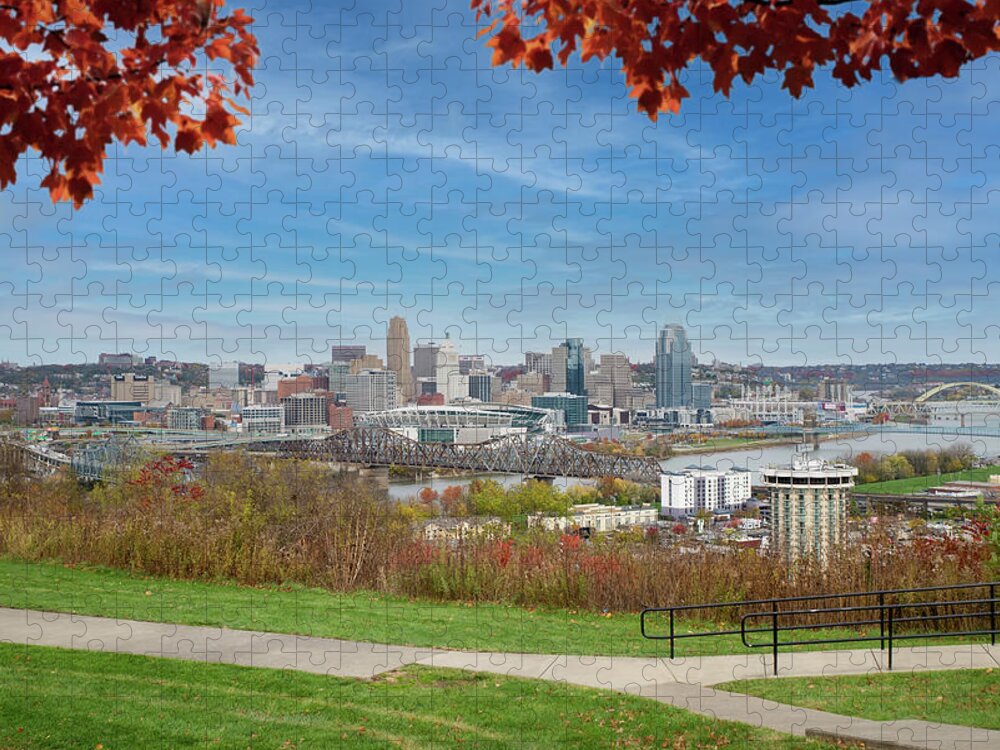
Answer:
[[1, 558, 888, 658], [718, 669, 1000, 730], [0, 642, 834, 749], [854, 465, 1000, 495]]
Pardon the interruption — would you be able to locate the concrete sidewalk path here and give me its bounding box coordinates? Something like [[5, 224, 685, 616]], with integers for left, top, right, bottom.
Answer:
[[3, 607, 999, 749]]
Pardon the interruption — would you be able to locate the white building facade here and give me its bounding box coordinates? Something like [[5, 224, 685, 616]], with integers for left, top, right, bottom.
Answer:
[[529, 503, 659, 533], [241, 404, 285, 434], [660, 468, 753, 516]]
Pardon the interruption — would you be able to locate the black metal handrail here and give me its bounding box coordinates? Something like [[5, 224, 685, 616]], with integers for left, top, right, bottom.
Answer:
[[641, 580, 998, 674]]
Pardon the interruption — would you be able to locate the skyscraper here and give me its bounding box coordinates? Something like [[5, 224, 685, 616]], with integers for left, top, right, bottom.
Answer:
[[762, 457, 857, 563], [548, 339, 587, 396], [565, 338, 586, 396], [343, 369, 397, 413], [434, 334, 468, 403], [655, 324, 692, 408], [413, 342, 440, 380], [386, 316, 414, 403]]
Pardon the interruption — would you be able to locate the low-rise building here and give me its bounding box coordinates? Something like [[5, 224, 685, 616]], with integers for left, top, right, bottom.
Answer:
[[421, 517, 510, 542], [529, 503, 659, 533], [167, 406, 206, 431], [531, 393, 588, 427]]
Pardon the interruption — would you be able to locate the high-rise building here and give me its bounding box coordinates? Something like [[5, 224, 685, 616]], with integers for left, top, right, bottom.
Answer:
[[328, 363, 350, 404], [281, 392, 328, 428], [468, 372, 493, 402], [660, 468, 753, 516], [592, 354, 633, 408], [413, 343, 440, 380], [111, 373, 154, 403], [565, 338, 586, 396], [242, 404, 285, 434], [386, 317, 415, 403], [762, 456, 858, 563], [525, 352, 552, 375], [277, 374, 327, 400], [435, 335, 468, 403], [547, 339, 587, 397], [331, 345, 366, 364], [343, 370, 397, 413], [655, 324, 692, 408], [550, 344, 567, 393], [209, 361, 240, 390]]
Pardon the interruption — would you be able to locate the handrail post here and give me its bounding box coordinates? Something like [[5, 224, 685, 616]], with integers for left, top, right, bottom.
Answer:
[[878, 592, 885, 651], [771, 602, 779, 676], [887, 606, 894, 672], [669, 609, 675, 659], [991, 583, 996, 647]]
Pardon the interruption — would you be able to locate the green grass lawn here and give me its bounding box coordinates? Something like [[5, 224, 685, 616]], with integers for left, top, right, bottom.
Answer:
[[854, 465, 1000, 495], [0, 643, 835, 749], [718, 668, 1000, 731], [0, 558, 918, 659]]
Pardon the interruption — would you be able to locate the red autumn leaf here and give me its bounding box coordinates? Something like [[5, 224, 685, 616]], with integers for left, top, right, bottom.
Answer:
[[0, 0, 259, 208], [471, 0, 1000, 118]]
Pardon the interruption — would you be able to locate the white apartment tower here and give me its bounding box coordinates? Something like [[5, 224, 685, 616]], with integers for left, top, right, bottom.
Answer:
[[661, 468, 753, 516]]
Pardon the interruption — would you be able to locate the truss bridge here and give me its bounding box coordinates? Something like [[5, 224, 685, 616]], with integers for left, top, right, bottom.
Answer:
[[254, 428, 664, 485]]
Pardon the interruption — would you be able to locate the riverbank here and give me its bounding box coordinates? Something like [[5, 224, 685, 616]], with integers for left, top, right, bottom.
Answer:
[[669, 431, 872, 456]]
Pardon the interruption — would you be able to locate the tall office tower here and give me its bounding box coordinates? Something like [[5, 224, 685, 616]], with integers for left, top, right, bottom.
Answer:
[[549, 345, 567, 392], [386, 316, 415, 403], [343, 370, 397, 413], [655, 324, 692, 408], [413, 342, 440, 380], [565, 338, 586, 396], [208, 361, 240, 390], [762, 457, 858, 563], [467, 372, 493, 402], [331, 345, 366, 364], [328, 363, 350, 403], [280, 392, 329, 427], [434, 334, 468, 403], [596, 353, 633, 408]]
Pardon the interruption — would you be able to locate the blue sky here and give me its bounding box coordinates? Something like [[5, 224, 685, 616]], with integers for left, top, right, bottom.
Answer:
[[2, 0, 999, 368]]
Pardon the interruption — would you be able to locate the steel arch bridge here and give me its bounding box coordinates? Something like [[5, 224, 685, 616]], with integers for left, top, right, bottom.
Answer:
[[253, 428, 664, 486], [914, 382, 1000, 402], [0, 434, 139, 482]]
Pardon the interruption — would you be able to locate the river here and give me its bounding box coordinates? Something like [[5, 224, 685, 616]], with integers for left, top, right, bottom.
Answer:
[[387, 425, 1000, 501]]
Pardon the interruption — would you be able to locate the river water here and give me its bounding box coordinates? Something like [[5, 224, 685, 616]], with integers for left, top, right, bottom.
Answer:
[[387, 425, 1000, 501]]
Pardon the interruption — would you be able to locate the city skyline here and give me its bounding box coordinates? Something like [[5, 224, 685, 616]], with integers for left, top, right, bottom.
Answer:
[[2, 0, 998, 367]]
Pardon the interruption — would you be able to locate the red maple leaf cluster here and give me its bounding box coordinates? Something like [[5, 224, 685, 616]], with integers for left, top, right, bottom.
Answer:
[[472, 0, 1000, 117], [127, 454, 204, 507], [0, 0, 258, 207]]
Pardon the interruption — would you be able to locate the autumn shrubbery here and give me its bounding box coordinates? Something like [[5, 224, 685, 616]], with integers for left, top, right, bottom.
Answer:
[[0, 452, 995, 621], [0, 452, 409, 590]]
